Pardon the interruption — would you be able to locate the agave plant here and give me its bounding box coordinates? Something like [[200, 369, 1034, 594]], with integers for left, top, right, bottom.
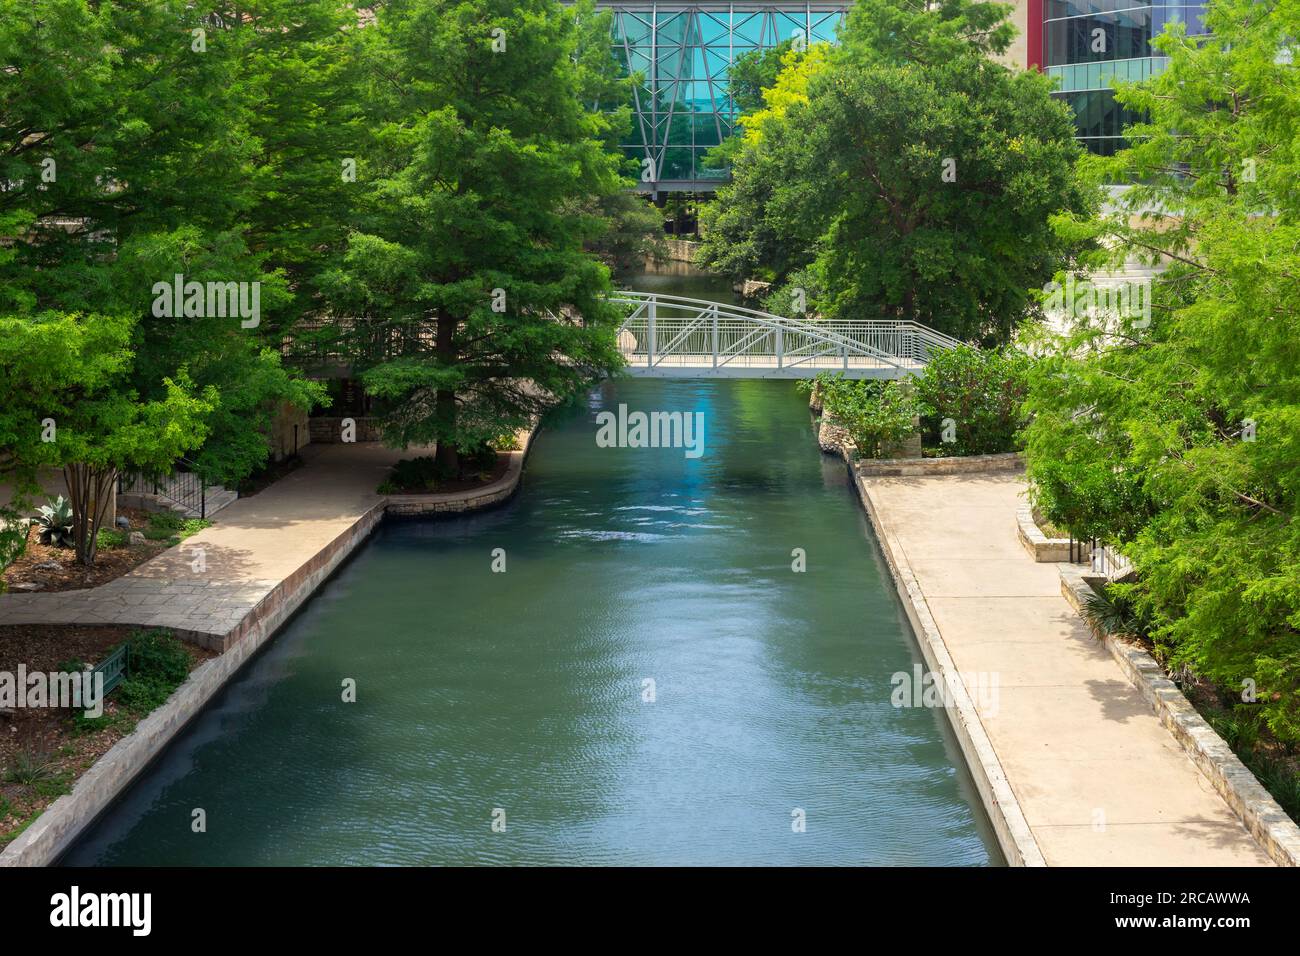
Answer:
[[33, 495, 74, 548]]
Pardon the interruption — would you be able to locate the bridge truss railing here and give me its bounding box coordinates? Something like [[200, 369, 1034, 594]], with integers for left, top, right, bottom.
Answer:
[[609, 291, 962, 372]]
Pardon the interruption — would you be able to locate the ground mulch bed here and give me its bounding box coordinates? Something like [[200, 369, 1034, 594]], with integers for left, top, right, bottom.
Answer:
[[0, 624, 215, 851], [386, 452, 511, 494], [1, 507, 169, 593]]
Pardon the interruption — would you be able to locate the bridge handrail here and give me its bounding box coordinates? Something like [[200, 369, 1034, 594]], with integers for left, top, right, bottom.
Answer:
[[608, 290, 963, 368], [608, 290, 964, 352], [612, 295, 905, 368]]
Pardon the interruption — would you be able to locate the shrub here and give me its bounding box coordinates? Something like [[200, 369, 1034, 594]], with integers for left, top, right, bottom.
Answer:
[[1081, 584, 1145, 639], [98, 629, 193, 716], [379, 449, 510, 492], [127, 629, 191, 686], [141, 513, 208, 542], [70, 710, 115, 736], [464, 443, 499, 473], [4, 751, 59, 786], [914, 345, 1032, 456], [812, 373, 920, 459], [115, 676, 175, 714], [96, 527, 127, 550]]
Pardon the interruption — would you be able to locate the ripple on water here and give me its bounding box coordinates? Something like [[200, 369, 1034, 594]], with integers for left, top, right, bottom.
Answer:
[[63, 377, 1000, 867]]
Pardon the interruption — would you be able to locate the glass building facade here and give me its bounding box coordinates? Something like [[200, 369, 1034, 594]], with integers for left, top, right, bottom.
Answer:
[[597, 3, 848, 190], [1043, 0, 1208, 154]]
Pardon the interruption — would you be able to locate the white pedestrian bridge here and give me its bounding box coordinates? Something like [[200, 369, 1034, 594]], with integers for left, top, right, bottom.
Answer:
[[611, 291, 962, 379]]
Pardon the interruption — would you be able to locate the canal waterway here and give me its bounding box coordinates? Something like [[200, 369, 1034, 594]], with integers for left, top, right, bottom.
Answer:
[[63, 264, 1000, 866]]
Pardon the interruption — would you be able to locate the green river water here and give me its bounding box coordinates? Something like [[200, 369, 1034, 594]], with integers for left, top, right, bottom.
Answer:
[[63, 265, 1000, 866]]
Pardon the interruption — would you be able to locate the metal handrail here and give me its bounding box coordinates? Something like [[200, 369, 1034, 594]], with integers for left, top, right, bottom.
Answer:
[[117, 457, 208, 519], [612, 299, 906, 368], [610, 290, 966, 351], [1070, 536, 1133, 579], [610, 291, 963, 373]]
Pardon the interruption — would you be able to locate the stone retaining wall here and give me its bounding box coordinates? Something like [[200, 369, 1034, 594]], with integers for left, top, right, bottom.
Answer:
[[1059, 565, 1300, 867], [1016, 505, 1073, 562], [816, 418, 1022, 477], [855, 451, 1023, 477], [662, 237, 699, 262], [384, 424, 537, 517], [308, 416, 384, 443]]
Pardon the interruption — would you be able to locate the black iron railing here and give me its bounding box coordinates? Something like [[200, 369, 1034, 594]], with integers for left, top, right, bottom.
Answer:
[[117, 457, 208, 518]]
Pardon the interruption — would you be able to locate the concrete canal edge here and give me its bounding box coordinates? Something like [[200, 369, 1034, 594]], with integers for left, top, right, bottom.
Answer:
[[813, 407, 1041, 863], [0, 427, 540, 867], [817, 425, 1045, 865], [1059, 566, 1300, 867]]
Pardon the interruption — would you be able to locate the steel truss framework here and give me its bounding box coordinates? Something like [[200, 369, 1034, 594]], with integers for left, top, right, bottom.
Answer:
[[612, 291, 963, 378]]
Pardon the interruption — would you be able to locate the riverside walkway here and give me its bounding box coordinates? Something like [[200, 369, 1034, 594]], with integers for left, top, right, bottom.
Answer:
[[862, 471, 1274, 866], [0, 444, 424, 647]]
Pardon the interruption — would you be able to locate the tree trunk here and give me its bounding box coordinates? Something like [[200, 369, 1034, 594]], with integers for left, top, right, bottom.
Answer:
[[433, 389, 459, 475], [433, 313, 459, 474], [64, 463, 117, 566]]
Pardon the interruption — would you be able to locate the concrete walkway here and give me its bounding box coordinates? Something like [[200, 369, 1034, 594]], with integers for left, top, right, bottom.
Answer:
[[0, 444, 417, 646], [865, 472, 1273, 866]]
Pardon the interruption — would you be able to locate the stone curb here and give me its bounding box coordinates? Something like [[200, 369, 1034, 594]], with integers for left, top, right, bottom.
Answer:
[[1059, 564, 1300, 868], [813, 416, 1023, 477], [1015, 505, 1073, 562], [822, 432, 1046, 867], [855, 451, 1024, 477]]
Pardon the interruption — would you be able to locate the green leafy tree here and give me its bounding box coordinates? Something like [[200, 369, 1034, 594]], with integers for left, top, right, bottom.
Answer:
[[699, 0, 1090, 343], [701, 40, 798, 170], [573, 189, 666, 277], [731, 40, 797, 116], [0, 312, 212, 567], [322, 0, 626, 473], [0, 1, 333, 489], [1022, 0, 1300, 742]]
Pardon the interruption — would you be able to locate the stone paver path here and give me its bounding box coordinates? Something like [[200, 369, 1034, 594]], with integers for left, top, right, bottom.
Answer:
[[866, 472, 1272, 866], [0, 444, 421, 643]]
